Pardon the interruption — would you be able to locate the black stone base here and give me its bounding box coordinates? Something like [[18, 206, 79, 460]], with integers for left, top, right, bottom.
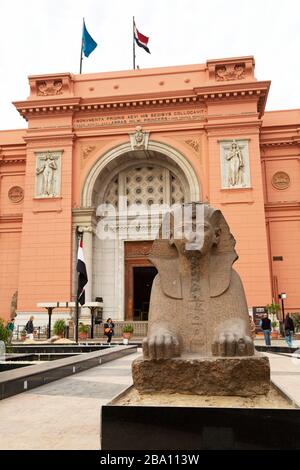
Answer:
[[101, 400, 300, 450]]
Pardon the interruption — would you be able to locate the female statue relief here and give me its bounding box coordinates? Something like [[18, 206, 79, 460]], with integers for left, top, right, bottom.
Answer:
[[226, 141, 244, 186]]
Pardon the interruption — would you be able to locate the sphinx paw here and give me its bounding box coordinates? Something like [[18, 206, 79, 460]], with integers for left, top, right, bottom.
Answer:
[[212, 332, 254, 357], [143, 333, 180, 360]]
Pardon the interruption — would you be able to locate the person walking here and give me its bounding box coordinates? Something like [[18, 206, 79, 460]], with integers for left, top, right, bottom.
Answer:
[[260, 313, 272, 346], [25, 316, 34, 340], [284, 313, 295, 348], [6, 318, 15, 344], [103, 318, 115, 345]]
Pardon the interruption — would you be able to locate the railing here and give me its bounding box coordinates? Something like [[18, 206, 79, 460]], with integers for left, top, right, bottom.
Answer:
[[14, 325, 48, 341], [13, 321, 148, 341], [113, 321, 148, 338], [90, 321, 148, 338]]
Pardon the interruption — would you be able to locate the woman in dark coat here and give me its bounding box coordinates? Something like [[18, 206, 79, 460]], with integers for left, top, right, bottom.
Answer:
[[103, 318, 115, 345]]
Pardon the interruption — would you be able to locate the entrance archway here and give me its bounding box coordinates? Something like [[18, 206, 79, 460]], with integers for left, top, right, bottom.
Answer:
[[78, 140, 202, 320]]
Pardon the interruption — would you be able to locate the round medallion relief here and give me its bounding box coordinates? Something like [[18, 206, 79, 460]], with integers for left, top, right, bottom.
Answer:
[[272, 172, 290, 190], [8, 186, 24, 203]]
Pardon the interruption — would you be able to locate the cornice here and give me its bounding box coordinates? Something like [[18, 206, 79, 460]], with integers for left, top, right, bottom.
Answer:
[[260, 138, 300, 148], [13, 97, 81, 122], [23, 132, 76, 144], [265, 201, 300, 212], [0, 155, 26, 165], [0, 213, 23, 224], [13, 81, 270, 121]]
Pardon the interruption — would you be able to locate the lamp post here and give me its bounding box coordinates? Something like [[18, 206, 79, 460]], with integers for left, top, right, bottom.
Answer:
[[278, 293, 287, 323], [278, 293, 287, 336]]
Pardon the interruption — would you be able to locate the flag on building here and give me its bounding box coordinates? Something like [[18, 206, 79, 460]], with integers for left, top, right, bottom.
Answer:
[[134, 22, 150, 54], [82, 20, 98, 57], [77, 237, 88, 305]]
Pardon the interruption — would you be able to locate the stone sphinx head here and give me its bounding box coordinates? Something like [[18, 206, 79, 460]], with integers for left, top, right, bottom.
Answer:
[[149, 202, 238, 299]]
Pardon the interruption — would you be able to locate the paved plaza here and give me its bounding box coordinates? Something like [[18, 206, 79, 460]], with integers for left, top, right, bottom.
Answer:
[[0, 344, 299, 450]]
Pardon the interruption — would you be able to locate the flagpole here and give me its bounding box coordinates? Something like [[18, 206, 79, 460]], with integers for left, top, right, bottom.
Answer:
[[75, 227, 81, 343], [133, 16, 136, 70], [79, 18, 84, 74]]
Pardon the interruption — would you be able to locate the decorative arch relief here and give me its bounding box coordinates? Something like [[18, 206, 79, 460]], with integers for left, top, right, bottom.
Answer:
[[219, 140, 251, 189], [129, 126, 150, 150]]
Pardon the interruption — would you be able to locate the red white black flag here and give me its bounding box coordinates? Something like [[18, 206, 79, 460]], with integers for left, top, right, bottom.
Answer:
[[134, 22, 150, 54], [77, 237, 88, 306]]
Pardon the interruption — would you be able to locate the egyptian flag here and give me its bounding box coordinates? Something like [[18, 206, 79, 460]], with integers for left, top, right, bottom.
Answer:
[[134, 22, 150, 54], [77, 237, 88, 305]]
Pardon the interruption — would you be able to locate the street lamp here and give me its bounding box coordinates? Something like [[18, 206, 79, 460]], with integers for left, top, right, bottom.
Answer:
[[278, 293, 287, 323]]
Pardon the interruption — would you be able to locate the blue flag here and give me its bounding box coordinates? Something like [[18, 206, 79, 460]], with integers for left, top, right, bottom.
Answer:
[[82, 21, 97, 57]]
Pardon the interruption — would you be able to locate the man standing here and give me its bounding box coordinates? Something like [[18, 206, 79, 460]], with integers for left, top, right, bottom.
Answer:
[[284, 313, 295, 348], [261, 313, 272, 346]]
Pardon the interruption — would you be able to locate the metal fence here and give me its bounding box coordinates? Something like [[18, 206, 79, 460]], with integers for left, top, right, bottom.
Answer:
[[13, 321, 148, 341]]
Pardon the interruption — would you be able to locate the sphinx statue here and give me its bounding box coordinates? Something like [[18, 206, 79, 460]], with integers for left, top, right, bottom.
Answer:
[[143, 202, 253, 359], [133, 203, 270, 396]]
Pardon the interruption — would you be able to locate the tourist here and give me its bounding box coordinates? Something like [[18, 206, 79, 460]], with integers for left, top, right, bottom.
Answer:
[[25, 316, 34, 340], [249, 315, 256, 340], [6, 317, 15, 344], [260, 313, 272, 346], [284, 313, 295, 348], [104, 318, 115, 345]]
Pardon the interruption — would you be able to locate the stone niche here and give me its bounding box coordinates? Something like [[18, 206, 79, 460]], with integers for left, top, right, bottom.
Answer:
[[35, 150, 62, 198], [219, 139, 251, 189]]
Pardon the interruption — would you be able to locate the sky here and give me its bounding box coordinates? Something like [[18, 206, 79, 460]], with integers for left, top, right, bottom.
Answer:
[[0, 0, 299, 130]]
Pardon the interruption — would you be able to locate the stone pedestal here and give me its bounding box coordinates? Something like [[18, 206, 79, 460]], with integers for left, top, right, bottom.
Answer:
[[132, 354, 270, 397]]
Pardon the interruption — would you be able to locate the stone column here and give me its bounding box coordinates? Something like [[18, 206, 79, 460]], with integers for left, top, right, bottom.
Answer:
[[82, 226, 93, 303], [80, 226, 93, 323]]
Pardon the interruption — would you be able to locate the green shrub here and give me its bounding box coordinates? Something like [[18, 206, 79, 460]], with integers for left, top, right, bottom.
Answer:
[[0, 318, 9, 344], [122, 324, 134, 333], [53, 319, 66, 336], [266, 302, 280, 317], [79, 323, 89, 334]]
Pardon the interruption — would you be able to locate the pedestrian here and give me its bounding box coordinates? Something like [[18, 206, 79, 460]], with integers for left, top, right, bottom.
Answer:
[[25, 316, 34, 340], [284, 313, 295, 348], [260, 313, 272, 346], [6, 317, 15, 344], [249, 315, 256, 340], [103, 318, 115, 345]]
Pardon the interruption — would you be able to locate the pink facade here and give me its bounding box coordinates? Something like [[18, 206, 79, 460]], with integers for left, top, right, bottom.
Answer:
[[0, 56, 299, 322]]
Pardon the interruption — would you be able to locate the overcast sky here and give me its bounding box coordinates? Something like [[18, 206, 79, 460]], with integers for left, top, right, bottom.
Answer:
[[0, 0, 299, 130]]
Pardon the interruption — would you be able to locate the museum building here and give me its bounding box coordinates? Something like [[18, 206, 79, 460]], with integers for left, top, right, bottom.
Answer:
[[0, 56, 299, 325]]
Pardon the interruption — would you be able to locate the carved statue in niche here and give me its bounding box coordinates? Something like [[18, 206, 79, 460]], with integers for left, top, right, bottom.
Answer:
[[143, 202, 254, 359], [36, 153, 58, 196], [225, 140, 244, 187]]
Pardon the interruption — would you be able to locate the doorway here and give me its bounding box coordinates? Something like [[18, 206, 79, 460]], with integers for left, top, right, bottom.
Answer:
[[133, 266, 157, 321], [124, 240, 157, 320]]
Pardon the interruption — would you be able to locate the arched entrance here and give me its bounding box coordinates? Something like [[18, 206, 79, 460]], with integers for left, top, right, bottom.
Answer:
[[76, 141, 202, 321]]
